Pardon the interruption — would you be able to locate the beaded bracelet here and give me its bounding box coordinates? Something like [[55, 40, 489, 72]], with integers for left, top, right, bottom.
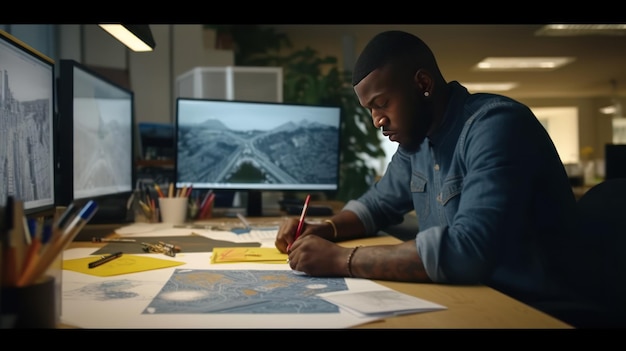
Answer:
[[347, 246, 362, 278], [324, 219, 338, 240]]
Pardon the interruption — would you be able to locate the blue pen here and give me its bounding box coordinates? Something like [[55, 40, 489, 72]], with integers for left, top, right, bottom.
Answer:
[[17, 200, 99, 287], [62, 200, 99, 237], [27, 218, 37, 239], [41, 224, 52, 245], [55, 202, 77, 231]]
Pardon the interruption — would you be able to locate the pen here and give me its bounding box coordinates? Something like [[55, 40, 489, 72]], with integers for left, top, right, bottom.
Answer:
[[92, 237, 137, 243], [55, 202, 77, 231], [41, 202, 77, 258], [236, 212, 251, 229], [199, 190, 214, 210], [198, 192, 215, 219], [17, 200, 99, 287], [88, 251, 123, 269], [287, 194, 311, 251]]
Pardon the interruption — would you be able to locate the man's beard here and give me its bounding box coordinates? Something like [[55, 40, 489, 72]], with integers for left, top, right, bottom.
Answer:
[[399, 101, 433, 153]]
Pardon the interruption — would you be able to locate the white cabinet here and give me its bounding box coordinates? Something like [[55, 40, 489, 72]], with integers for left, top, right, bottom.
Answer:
[[175, 66, 283, 103]]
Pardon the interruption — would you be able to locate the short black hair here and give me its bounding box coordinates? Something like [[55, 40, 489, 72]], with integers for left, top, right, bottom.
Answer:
[[352, 30, 434, 86]]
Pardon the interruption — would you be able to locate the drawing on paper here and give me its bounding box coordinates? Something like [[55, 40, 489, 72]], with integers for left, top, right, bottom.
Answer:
[[142, 269, 348, 314]]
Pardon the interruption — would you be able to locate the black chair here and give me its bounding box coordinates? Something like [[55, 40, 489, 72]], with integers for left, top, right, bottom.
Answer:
[[569, 178, 626, 327]]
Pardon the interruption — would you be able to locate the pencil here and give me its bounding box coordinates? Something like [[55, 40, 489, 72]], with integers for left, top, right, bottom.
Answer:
[[21, 219, 42, 282], [287, 194, 311, 251], [11, 199, 27, 282], [168, 182, 175, 198], [154, 183, 165, 198]]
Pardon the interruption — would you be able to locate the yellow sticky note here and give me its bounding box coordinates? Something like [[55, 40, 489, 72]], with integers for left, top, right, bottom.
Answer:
[[63, 254, 185, 277], [212, 247, 287, 264]]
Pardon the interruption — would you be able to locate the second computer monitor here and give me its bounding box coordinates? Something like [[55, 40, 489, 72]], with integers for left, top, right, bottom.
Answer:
[[175, 98, 342, 216], [56, 59, 135, 222]]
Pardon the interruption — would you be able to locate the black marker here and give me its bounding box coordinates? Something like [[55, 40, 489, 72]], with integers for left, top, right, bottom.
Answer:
[[92, 237, 136, 243], [88, 251, 123, 269]]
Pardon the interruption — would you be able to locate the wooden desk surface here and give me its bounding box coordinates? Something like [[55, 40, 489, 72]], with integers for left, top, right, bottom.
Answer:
[[71, 217, 572, 329]]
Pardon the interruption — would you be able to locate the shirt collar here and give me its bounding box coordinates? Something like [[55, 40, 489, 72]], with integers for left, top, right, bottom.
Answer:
[[427, 81, 470, 146]]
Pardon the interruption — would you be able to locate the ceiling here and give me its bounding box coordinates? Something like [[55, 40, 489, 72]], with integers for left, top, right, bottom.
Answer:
[[423, 24, 626, 100], [273, 24, 626, 101]]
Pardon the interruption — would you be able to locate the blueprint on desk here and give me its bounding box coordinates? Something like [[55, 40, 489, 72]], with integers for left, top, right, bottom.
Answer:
[[143, 269, 348, 314]]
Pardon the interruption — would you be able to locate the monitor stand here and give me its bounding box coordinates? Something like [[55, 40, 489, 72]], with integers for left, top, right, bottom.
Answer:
[[246, 190, 263, 217], [244, 190, 282, 217], [85, 195, 133, 225]]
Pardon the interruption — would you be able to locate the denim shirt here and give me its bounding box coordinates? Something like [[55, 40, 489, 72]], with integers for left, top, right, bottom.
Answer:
[[344, 81, 579, 303]]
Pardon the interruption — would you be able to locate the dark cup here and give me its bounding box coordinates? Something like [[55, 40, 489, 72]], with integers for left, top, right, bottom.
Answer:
[[0, 275, 56, 328]]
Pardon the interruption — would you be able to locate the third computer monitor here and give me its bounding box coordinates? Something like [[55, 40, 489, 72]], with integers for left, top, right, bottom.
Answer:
[[175, 98, 342, 216]]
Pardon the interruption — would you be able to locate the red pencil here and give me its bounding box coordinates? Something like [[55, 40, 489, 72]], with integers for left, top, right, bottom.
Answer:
[[288, 194, 311, 251], [198, 192, 216, 219]]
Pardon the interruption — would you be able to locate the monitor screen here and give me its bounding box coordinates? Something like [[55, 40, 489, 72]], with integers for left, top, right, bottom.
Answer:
[[175, 98, 342, 216], [0, 30, 56, 216], [56, 59, 135, 222]]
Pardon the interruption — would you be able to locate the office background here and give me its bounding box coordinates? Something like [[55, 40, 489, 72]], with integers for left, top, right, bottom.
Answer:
[[2, 24, 624, 178]]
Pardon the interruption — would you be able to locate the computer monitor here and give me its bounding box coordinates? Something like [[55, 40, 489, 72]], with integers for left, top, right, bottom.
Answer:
[[56, 59, 135, 223], [0, 30, 56, 217], [605, 144, 626, 180], [175, 98, 342, 216]]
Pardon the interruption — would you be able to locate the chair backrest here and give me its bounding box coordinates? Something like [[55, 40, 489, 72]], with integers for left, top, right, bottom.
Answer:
[[575, 178, 626, 325]]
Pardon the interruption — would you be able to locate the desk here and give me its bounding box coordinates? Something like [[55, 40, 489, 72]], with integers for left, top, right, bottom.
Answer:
[[65, 219, 571, 329]]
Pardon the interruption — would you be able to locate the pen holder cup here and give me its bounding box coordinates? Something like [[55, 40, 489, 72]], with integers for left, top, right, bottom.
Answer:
[[158, 197, 189, 224], [0, 275, 56, 328], [132, 189, 158, 223]]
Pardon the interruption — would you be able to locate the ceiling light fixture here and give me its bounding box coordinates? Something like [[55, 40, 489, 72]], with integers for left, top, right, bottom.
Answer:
[[463, 82, 519, 92], [99, 24, 156, 52], [473, 57, 575, 72], [600, 79, 623, 118], [536, 24, 626, 36]]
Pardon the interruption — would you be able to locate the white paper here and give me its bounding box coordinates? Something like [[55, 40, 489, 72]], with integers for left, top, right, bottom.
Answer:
[[318, 288, 446, 317]]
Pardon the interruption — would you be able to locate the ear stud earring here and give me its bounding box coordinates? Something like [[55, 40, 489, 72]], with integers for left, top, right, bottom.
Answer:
[[424, 91, 430, 97]]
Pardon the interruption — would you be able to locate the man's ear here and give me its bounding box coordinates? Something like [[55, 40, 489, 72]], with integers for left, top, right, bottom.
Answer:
[[415, 69, 433, 95]]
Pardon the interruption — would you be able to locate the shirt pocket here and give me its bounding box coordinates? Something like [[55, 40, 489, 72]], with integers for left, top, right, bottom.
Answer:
[[439, 177, 463, 206], [439, 177, 463, 224], [410, 173, 430, 221]]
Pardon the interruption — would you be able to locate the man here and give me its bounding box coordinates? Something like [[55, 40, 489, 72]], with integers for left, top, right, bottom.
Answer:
[[275, 30, 588, 325]]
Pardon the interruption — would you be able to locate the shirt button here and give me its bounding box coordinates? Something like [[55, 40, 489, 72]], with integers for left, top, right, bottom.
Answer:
[[437, 194, 442, 203], [434, 164, 440, 171]]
